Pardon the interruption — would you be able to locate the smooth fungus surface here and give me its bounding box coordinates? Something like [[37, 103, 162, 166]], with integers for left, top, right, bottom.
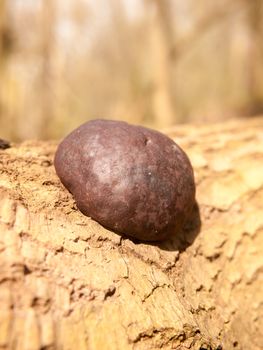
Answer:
[[54, 119, 196, 241]]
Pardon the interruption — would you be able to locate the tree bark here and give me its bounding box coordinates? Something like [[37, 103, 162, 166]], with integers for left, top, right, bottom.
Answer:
[[0, 117, 263, 350]]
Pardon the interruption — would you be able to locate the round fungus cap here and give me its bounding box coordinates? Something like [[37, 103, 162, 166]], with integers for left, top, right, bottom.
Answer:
[[54, 119, 196, 241]]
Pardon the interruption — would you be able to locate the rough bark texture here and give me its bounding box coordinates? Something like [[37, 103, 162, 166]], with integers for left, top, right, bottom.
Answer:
[[0, 118, 262, 350]]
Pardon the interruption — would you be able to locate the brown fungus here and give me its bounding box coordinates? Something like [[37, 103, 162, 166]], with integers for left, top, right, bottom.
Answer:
[[54, 119, 195, 241]]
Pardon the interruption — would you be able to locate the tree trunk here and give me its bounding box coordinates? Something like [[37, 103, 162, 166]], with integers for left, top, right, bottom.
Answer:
[[0, 117, 262, 350], [39, 0, 56, 139], [150, 0, 176, 127], [246, 0, 263, 115]]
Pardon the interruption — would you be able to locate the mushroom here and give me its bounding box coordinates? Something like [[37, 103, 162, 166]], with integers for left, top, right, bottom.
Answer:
[[54, 119, 195, 241]]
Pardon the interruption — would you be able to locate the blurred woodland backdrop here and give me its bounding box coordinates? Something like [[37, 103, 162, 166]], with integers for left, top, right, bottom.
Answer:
[[0, 0, 263, 141]]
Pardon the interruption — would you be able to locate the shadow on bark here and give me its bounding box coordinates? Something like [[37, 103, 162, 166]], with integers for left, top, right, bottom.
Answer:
[[129, 201, 201, 252], [157, 201, 201, 252]]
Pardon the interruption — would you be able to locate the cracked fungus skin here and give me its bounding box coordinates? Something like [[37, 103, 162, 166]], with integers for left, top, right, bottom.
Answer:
[[54, 119, 196, 241]]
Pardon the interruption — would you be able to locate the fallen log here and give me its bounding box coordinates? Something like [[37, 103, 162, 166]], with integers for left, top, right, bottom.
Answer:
[[0, 117, 262, 350]]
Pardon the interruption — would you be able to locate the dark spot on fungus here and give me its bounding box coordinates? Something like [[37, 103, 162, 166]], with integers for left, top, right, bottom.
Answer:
[[54, 119, 196, 242]]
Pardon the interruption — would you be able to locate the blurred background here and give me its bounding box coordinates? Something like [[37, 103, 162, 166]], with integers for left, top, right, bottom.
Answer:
[[0, 0, 263, 141]]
